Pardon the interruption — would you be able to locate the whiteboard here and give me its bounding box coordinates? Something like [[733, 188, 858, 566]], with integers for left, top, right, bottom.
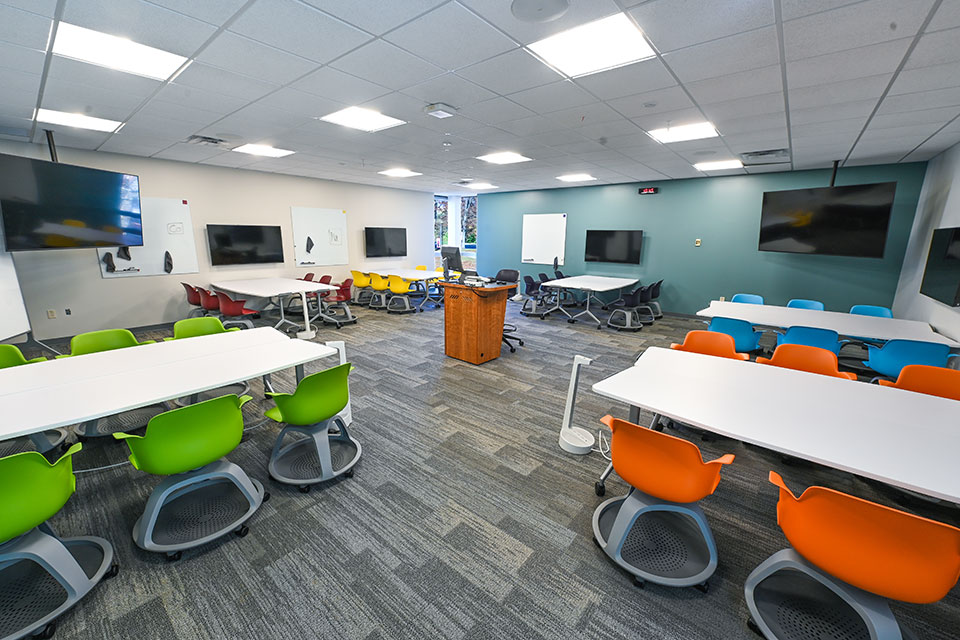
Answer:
[[97, 198, 199, 278], [291, 207, 349, 267], [521, 213, 566, 266], [0, 224, 30, 341]]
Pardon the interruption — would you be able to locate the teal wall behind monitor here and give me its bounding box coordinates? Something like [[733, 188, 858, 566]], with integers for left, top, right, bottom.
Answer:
[[477, 163, 927, 315]]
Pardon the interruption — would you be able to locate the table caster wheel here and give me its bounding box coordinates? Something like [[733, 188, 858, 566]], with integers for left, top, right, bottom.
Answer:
[[344, 468, 355, 478], [166, 551, 182, 562], [747, 618, 763, 637], [594, 481, 605, 496], [298, 485, 311, 494], [567, 319, 575, 324], [235, 525, 249, 538], [104, 563, 120, 579], [694, 581, 709, 594], [33, 622, 56, 639], [633, 577, 645, 589]]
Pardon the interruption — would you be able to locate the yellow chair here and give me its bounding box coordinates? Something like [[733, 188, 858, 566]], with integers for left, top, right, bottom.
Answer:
[[368, 273, 390, 309], [350, 270, 373, 304], [386, 276, 417, 314], [415, 265, 427, 270]]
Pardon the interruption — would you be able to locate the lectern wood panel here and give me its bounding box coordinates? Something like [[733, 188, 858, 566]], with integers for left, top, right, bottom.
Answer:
[[440, 283, 513, 365]]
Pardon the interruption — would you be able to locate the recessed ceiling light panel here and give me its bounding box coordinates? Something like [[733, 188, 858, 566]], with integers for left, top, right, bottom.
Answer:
[[35, 108, 122, 132], [694, 159, 743, 171], [648, 122, 719, 144], [556, 173, 597, 182], [477, 151, 532, 165], [378, 168, 423, 177], [319, 106, 406, 132], [52, 22, 188, 80], [232, 144, 295, 158], [526, 13, 655, 78]]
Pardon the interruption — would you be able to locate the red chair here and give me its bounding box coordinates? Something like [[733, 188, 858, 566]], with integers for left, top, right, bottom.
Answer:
[[299, 272, 315, 281], [214, 292, 257, 329], [181, 283, 205, 317], [318, 275, 332, 284], [318, 278, 357, 325], [196, 288, 220, 315]]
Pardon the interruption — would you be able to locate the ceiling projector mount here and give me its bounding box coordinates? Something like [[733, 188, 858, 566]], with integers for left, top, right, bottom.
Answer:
[[511, 0, 570, 23]]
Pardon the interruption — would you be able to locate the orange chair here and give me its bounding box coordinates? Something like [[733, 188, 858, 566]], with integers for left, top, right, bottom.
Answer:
[[745, 471, 960, 639], [671, 330, 749, 360], [592, 415, 734, 590], [757, 344, 857, 380], [877, 364, 960, 401]]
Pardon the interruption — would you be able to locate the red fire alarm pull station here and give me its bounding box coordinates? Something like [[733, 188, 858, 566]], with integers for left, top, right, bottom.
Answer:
[[638, 187, 658, 195], [182, 200, 188, 205]]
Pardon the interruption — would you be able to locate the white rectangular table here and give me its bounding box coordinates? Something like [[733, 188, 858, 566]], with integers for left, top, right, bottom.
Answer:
[[540, 276, 638, 328], [0, 328, 339, 442], [212, 278, 337, 339], [384, 269, 442, 310], [697, 300, 959, 347], [593, 346, 960, 503]]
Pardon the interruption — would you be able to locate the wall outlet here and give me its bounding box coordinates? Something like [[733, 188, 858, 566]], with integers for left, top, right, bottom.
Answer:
[[47, 309, 56, 319], [719, 296, 726, 302], [695, 238, 702, 247], [65, 308, 72, 316]]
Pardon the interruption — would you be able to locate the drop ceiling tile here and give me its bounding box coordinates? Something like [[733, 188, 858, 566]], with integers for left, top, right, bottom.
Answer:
[[870, 106, 960, 128], [791, 118, 866, 137], [573, 118, 643, 141], [783, 0, 932, 61], [607, 85, 695, 118], [877, 86, 960, 114], [42, 77, 146, 121], [787, 38, 912, 89], [861, 122, 941, 140], [144, 0, 248, 25], [0, 69, 39, 119], [119, 112, 200, 140], [906, 27, 960, 69], [926, 1, 960, 32], [456, 49, 563, 95], [359, 91, 430, 122], [384, 3, 516, 71], [890, 61, 960, 95], [0, 5, 51, 49], [0, 40, 44, 75], [229, 0, 370, 63], [455, 125, 520, 147], [0, 114, 32, 139], [173, 63, 279, 101], [629, 0, 774, 53], [685, 65, 782, 105], [713, 111, 787, 134], [1, 0, 57, 17], [292, 67, 391, 104], [201, 152, 260, 168], [457, 97, 535, 124], [906, 132, 960, 161], [629, 107, 703, 131], [508, 81, 596, 114], [789, 74, 890, 110], [457, 0, 622, 44], [790, 99, 876, 125], [780, 0, 866, 21], [36, 126, 112, 150], [62, 0, 215, 56], [331, 40, 444, 91], [662, 26, 779, 83], [196, 32, 318, 84], [574, 59, 676, 101], [136, 99, 222, 127], [744, 164, 790, 173], [598, 131, 657, 150], [301, 0, 446, 35], [703, 92, 784, 121], [255, 87, 343, 119], [547, 102, 623, 129], [400, 73, 497, 108], [495, 115, 565, 136], [154, 83, 248, 114], [722, 131, 790, 153]]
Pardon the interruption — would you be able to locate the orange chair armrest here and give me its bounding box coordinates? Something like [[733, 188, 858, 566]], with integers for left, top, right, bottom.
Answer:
[[756, 356, 771, 365], [669, 343, 681, 350], [708, 453, 735, 466], [842, 372, 858, 380], [737, 353, 749, 360], [877, 379, 895, 387], [600, 414, 615, 429]]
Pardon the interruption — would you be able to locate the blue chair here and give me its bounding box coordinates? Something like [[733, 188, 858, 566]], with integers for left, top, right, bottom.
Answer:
[[777, 326, 848, 355], [787, 299, 825, 311], [849, 304, 893, 318], [708, 317, 763, 352], [862, 339, 957, 379], [732, 293, 764, 305]]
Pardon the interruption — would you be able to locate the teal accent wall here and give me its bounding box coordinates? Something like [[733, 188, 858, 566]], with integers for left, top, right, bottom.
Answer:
[[477, 163, 928, 315]]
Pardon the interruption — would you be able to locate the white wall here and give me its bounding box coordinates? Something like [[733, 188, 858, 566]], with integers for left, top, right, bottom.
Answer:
[[893, 142, 960, 340], [0, 140, 434, 339]]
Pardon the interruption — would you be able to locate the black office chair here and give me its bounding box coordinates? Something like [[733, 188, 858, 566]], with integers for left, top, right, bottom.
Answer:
[[649, 279, 664, 318], [494, 269, 524, 353], [520, 275, 548, 318], [552, 269, 580, 307], [606, 285, 655, 330]]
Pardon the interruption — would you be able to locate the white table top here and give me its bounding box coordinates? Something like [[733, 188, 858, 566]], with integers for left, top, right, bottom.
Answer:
[[384, 269, 439, 281], [0, 328, 337, 440], [541, 275, 638, 292], [697, 300, 959, 347], [593, 347, 960, 502], [212, 277, 338, 297]]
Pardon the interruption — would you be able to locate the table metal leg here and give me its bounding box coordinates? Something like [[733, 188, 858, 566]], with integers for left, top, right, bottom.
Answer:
[[262, 373, 275, 395], [295, 364, 305, 383], [274, 295, 300, 333], [325, 340, 353, 426], [629, 405, 641, 423], [296, 292, 317, 339], [570, 291, 602, 328]]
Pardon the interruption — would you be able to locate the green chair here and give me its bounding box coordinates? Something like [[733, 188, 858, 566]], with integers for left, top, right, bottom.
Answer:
[[166, 318, 249, 406], [60, 329, 164, 440], [264, 363, 361, 492], [114, 395, 267, 560], [0, 345, 68, 456], [0, 444, 117, 640]]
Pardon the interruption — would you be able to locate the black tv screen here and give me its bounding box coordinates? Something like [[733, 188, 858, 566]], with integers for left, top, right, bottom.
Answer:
[[758, 182, 896, 258], [208, 224, 284, 265], [920, 227, 960, 307], [585, 230, 643, 264], [365, 227, 406, 257], [0, 153, 143, 251]]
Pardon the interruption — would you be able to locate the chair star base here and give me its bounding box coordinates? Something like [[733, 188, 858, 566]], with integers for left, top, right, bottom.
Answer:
[[268, 417, 361, 490], [592, 488, 717, 588], [745, 549, 918, 640], [606, 308, 650, 331], [0, 524, 115, 640]]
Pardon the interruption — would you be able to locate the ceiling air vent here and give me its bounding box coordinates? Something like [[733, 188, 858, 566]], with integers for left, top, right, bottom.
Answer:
[[740, 148, 791, 165], [185, 134, 230, 147]]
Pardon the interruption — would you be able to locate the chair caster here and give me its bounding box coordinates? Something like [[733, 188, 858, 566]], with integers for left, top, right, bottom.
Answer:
[[33, 622, 56, 639], [104, 562, 120, 580], [594, 481, 605, 496], [518, 340, 524, 346], [335, 324, 342, 329], [166, 551, 183, 562], [601, 305, 608, 310], [262, 491, 271, 503], [509, 346, 516, 353], [693, 581, 708, 594], [747, 618, 764, 637], [593, 536, 602, 549], [344, 468, 355, 478], [298, 485, 311, 494], [596, 325, 602, 330], [235, 525, 249, 538], [567, 319, 575, 324], [633, 576, 646, 589]]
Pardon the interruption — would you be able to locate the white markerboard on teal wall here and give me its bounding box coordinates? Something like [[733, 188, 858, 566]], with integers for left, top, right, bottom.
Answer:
[[291, 207, 349, 267], [97, 197, 198, 278], [521, 213, 566, 266]]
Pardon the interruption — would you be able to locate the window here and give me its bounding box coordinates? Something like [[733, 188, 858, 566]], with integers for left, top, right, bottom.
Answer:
[[434, 195, 447, 267]]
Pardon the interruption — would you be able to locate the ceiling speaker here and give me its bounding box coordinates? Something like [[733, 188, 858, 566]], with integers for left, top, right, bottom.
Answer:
[[511, 0, 569, 23]]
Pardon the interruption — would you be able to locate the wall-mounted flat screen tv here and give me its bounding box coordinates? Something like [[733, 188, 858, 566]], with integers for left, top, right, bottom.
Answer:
[[0, 153, 143, 251], [758, 182, 896, 258], [208, 224, 284, 265], [585, 230, 643, 264], [920, 227, 960, 307], [365, 227, 406, 257]]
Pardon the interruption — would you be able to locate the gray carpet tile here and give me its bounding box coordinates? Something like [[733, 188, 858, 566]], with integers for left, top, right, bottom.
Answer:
[[9, 299, 960, 639]]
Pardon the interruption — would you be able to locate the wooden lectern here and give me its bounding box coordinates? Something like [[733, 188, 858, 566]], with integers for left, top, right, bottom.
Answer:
[[439, 282, 515, 365]]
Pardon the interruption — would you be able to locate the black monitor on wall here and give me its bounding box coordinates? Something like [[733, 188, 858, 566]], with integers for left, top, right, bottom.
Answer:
[[585, 230, 643, 264], [364, 227, 407, 257], [920, 227, 960, 307], [758, 182, 896, 258], [0, 153, 143, 251], [207, 224, 284, 265]]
